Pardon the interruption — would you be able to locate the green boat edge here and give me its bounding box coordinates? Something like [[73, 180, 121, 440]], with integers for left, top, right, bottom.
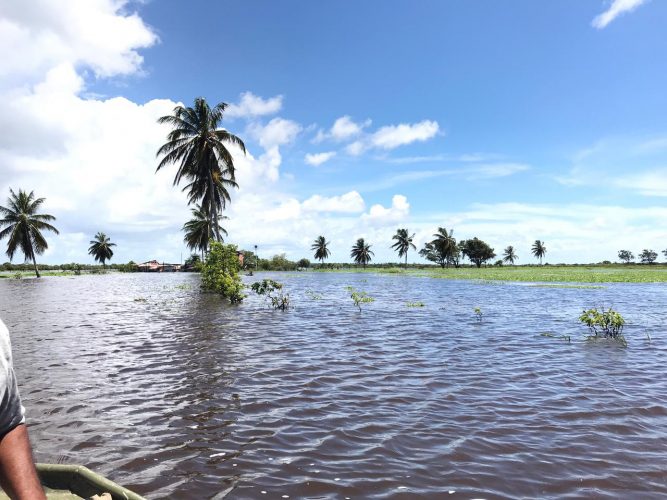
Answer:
[[0, 464, 145, 500]]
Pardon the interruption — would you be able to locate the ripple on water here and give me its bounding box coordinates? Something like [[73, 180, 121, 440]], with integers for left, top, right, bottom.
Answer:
[[2, 272, 667, 498]]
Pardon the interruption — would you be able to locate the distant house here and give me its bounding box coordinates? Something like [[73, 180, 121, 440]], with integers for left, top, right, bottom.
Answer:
[[138, 260, 181, 272]]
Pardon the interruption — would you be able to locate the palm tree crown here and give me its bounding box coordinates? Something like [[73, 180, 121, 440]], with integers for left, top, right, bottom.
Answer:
[[502, 245, 518, 265], [156, 97, 245, 241], [350, 238, 374, 268], [311, 236, 331, 264], [391, 228, 416, 267], [88, 232, 116, 267], [531, 240, 547, 264], [0, 188, 59, 277], [183, 204, 228, 258]]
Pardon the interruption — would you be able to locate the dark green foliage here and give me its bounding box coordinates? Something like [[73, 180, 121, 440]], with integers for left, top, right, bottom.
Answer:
[[297, 258, 311, 269], [350, 238, 374, 267], [184, 254, 202, 272], [116, 261, 138, 273], [201, 241, 245, 303], [502, 245, 518, 265], [640, 249, 657, 264], [183, 204, 227, 256], [460, 238, 496, 268], [156, 97, 245, 242], [311, 236, 331, 264], [251, 279, 290, 310], [391, 228, 416, 267], [0, 188, 59, 277], [532, 240, 547, 264], [618, 250, 634, 264], [419, 227, 460, 268], [88, 232, 116, 267]]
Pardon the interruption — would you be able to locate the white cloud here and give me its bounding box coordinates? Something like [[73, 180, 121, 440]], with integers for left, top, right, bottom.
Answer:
[[226, 91, 283, 119], [249, 117, 302, 149], [302, 191, 365, 213], [592, 0, 648, 29], [344, 120, 440, 155], [304, 151, 336, 166], [313, 115, 371, 143], [371, 120, 440, 150], [0, 0, 158, 82], [362, 195, 410, 223]]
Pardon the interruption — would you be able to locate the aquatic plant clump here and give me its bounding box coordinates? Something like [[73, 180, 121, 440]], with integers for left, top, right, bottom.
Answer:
[[251, 279, 290, 310], [201, 241, 245, 303], [346, 286, 374, 312], [579, 307, 626, 345]]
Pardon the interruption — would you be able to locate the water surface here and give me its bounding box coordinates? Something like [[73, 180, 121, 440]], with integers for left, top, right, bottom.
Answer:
[[1, 272, 666, 498]]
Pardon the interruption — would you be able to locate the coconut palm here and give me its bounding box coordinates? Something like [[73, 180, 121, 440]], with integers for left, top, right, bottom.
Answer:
[[433, 227, 458, 267], [311, 236, 331, 264], [88, 232, 116, 267], [502, 245, 518, 265], [350, 238, 374, 268], [0, 189, 59, 277], [156, 97, 245, 241], [183, 204, 228, 258], [531, 240, 547, 264], [391, 228, 416, 268]]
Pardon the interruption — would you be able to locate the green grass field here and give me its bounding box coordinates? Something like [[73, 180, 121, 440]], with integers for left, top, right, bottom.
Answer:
[[314, 265, 667, 283]]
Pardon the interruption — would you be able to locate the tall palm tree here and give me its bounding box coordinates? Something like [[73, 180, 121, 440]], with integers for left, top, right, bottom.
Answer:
[[311, 236, 331, 265], [0, 189, 59, 277], [433, 227, 458, 267], [350, 238, 374, 268], [502, 245, 518, 265], [391, 228, 416, 268], [156, 97, 245, 241], [532, 240, 547, 264], [183, 204, 228, 258], [88, 232, 116, 267]]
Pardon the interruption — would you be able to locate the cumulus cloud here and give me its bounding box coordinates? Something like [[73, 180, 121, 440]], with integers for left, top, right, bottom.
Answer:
[[226, 91, 283, 119], [313, 115, 371, 143], [0, 0, 158, 82], [344, 120, 440, 156], [362, 195, 410, 222], [248, 117, 302, 149], [302, 191, 365, 213], [592, 0, 648, 29], [304, 151, 336, 166]]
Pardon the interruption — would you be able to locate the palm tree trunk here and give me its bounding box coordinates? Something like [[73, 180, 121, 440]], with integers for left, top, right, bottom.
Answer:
[[208, 174, 221, 242], [32, 255, 40, 278], [405, 253, 408, 269]]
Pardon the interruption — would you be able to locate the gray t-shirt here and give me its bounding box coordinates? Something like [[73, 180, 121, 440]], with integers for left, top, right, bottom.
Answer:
[[0, 318, 25, 436]]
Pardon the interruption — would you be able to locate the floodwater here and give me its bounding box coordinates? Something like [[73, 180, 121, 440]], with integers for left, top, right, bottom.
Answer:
[[1, 272, 667, 499]]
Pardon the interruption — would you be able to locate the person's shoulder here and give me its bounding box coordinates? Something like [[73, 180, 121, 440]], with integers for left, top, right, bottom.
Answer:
[[0, 318, 11, 362], [0, 318, 7, 340]]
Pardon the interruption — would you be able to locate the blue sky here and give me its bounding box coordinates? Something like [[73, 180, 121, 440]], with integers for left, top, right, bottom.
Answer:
[[1, 0, 667, 264]]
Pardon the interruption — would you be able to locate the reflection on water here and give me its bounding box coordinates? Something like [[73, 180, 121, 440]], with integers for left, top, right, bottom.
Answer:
[[2, 272, 667, 498]]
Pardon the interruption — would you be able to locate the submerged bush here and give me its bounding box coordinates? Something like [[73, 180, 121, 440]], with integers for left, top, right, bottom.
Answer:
[[474, 307, 483, 322], [251, 279, 290, 310], [579, 307, 626, 346], [346, 286, 374, 312], [201, 241, 245, 303]]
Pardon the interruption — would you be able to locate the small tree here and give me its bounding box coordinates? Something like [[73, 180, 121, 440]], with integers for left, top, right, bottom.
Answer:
[[460, 238, 496, 268], [531, 240, 547, 265], [502, 245, 518, 265], [640, 249, 657, 264], [618, 250, 634, 264], [297, 258, 311, 269], [201, 241, 245, 303]]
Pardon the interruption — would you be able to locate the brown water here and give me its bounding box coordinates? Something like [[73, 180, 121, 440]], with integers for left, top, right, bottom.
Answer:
[[1, 272, 667, 499]]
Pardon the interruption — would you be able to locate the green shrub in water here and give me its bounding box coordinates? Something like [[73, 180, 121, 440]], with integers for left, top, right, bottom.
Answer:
[[201, 241, 245, 303], [579, 307, 626, 346], [251, 279, 290, 310], [346, 286, 374, 312]]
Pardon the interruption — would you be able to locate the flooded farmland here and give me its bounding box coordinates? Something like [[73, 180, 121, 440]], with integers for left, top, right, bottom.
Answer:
[[1, 272, 667, 499]]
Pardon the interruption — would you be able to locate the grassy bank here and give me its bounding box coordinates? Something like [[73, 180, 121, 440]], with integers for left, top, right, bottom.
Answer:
[[312, 265, 667, 283]]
